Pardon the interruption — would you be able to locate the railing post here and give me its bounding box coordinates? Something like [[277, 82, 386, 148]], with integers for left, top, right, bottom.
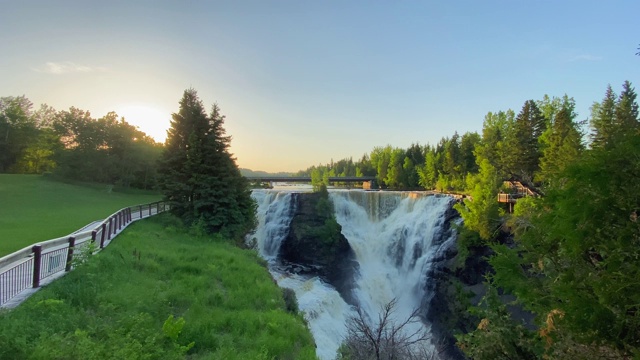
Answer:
[[101, 223, 107, 247], [91, 230, 98, 250], [139, 205, 143, 219], [148, 203, 152, 217], [108, 217, 113, 238], [66, 237, 76, 272], [32, 245, 42, 288]]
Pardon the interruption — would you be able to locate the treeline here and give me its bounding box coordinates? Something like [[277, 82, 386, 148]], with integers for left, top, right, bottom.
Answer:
[[0, 96, 162, 189], [297, 82, 637, 193]]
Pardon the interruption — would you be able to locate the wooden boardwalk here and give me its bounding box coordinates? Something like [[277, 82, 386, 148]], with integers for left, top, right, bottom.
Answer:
[[0, 202, 168, 309]]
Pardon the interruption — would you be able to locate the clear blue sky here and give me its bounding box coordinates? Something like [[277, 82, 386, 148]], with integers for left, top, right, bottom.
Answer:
[[1, 1, 638, 172]]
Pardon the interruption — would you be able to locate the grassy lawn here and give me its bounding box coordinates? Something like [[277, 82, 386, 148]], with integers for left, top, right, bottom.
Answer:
[[0, 174, 161, 257], [0, 215, 317, 359]]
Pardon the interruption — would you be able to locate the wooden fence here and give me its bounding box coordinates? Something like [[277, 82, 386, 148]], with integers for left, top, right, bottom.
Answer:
[[0, 201, 169, 308]]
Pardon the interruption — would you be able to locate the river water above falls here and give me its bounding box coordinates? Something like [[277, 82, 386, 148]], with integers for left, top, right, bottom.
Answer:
[[249, 189, 458, 360]]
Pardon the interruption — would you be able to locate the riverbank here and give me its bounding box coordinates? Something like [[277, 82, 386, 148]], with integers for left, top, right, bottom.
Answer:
[[0, 214, 317, 359]]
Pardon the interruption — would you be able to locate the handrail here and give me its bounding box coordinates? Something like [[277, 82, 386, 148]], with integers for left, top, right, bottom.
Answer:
[[0, 201, 169, 308]]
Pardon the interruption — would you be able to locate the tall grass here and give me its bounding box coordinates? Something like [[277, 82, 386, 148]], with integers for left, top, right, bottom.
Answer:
[[0, 215, 318, 359], [0, 174, 160, 256]]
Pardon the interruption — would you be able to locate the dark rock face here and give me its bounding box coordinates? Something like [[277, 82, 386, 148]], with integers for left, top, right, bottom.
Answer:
[[419, 200, 469, 360], [279, 192, 359, 304]]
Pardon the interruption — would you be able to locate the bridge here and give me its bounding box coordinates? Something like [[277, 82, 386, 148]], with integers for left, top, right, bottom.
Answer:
[[245, 176, 376, 184]]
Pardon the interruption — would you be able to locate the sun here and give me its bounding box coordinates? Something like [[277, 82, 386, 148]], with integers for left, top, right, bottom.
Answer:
[[116, 104, 171, 143]]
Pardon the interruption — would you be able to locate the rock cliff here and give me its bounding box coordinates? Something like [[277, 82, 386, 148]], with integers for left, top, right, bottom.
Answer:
[[279, 192, 359, 304]]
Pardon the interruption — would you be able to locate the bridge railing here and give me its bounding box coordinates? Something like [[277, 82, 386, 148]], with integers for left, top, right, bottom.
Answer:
[[0, 201, 169, 308]]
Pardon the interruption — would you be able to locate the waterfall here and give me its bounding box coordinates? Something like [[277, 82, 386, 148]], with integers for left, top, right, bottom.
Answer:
[[250, 189, 457, 360], [249, 190, 297, 261]]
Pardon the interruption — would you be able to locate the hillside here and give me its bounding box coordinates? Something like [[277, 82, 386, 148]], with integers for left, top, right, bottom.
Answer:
[[0, 215, 317, 359]]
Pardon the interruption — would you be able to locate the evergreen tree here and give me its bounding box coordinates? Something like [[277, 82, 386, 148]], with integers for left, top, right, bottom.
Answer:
[[537, 107, 583, 185], [503, 100, 545, 182], [475, 110, 513, 179], [614, 80, 639, 135], [590, 85, 617, 149], [159, 89, 255, 239]]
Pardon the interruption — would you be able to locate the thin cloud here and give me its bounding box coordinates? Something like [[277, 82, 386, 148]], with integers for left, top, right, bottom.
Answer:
[[567, 54, 603, 62], [33, 61, 108, 74]]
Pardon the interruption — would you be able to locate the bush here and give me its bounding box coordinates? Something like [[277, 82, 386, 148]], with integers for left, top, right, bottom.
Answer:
[[282, 288, 298, 314]]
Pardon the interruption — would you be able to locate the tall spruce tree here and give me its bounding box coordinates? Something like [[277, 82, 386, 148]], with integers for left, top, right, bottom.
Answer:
[[159, 89, 255, 239], [537, 106, 583, 186], [503, 100, 545, 182], [614, 80, 639, 135], [590, 84, 617, 149]]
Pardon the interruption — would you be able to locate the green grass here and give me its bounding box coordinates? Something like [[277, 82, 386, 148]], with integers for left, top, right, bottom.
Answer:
[[0, 215, 317, 359], [0, 174, 161, 257]]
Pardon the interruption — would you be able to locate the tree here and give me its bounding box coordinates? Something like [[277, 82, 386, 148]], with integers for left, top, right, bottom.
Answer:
[[590, 85, 617, 149], [614, 80, 639, 134], [338, 299, 435, 360], [537, 106, 583, 185], [418, 150, 438, 190], [159, 89, 255, 240], [454, 157, 502, 241], [502, 100, 545, 182], [0, 96, 37, 172], [475, 110, 513, 179]]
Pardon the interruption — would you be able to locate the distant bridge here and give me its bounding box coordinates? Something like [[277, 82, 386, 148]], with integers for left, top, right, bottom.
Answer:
[[245, 176, 376, 183]]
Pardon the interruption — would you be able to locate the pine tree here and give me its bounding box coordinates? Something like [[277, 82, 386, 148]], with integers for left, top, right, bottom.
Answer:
[[614, 80, 639, 135], [503, 100, 545, 182], [537, 107, 583, 185], [590, 85, 617, 149], [159, 89, 255, 239]]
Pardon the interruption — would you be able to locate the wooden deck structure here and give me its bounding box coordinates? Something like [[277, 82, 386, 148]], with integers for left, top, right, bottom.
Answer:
[[497, 181, 540, 212]]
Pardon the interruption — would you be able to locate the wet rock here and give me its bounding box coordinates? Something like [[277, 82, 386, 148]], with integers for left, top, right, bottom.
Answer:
[[279, 192, 359, 305]]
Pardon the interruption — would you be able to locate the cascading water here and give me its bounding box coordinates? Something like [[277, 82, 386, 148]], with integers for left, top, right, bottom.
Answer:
[[249, 189, 457, 360]]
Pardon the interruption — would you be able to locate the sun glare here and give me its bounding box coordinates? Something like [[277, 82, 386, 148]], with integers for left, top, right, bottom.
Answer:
[[116, 105, 171, 143]]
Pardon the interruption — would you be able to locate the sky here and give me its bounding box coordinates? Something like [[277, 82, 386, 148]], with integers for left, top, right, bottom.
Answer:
[[1, 1, 638, 173]]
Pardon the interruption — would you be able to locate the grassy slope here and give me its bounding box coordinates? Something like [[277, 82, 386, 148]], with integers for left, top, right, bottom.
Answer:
[[0, 215, 317, 360], [0, 174, 160, 256]]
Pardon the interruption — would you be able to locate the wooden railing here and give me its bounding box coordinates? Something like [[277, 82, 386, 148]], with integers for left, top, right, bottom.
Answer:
[[0, 201, 169, 308]]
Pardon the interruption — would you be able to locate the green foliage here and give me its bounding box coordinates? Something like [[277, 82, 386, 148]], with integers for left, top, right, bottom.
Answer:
[[452, 225, 483, 270], [476, 133, 640, 358], [591, 81, 639, 150], [163, 315, 196, 354], [0, 96, 38, 173], [0, 174, 160, 256], [501, 100, 545, 182], [454, 158, 502, 241], [0, 216, 317, 359], [158, 89, 256, 241], [312, 186, 342, 247], [456, 286, 542, 360], [51, 108, 162, 189], [282, 288, 299, 314], [537, 106, 584, 185]]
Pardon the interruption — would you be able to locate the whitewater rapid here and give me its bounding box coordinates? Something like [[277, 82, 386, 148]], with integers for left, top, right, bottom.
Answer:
[[249, 189, 456, 360]]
